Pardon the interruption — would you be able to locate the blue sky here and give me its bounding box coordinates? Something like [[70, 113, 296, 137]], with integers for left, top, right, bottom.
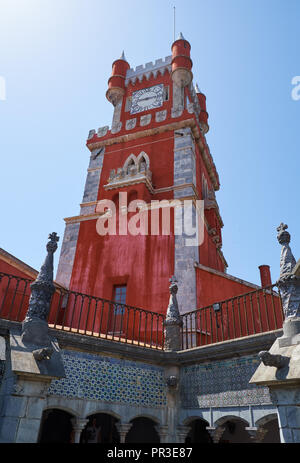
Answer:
[[0, 0, 299, 286]]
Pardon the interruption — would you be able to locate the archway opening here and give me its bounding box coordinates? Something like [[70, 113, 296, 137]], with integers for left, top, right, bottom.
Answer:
[[259, 417, 281, 443], [81, 413, 120, 443], [218, 419, 251, 443], [38, 409, 74, 443], [185, 418, 212, 443], [125, 417, 160, 443]]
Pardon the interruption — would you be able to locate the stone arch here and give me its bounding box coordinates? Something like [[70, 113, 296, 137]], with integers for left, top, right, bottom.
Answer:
[[129, 413, 161, 424], [214, 415, 249, 428], [182, 415, 205, 426], [184, 417, 212, 444], [38, 408, 75, 443], [42, 403, 80, 418], [214, 415, 251, 444], [136, 151, 150, 171], [125, 415, 160, 443], [84, 409, 122, 422], [255, 413, 278, 428], [123, 154, 137, 174], [81, 411, 120, 443], [255, 413, 280, 443]]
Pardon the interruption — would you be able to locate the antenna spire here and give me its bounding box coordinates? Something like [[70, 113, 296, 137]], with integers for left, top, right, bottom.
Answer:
[[173, 6, 176, 42]]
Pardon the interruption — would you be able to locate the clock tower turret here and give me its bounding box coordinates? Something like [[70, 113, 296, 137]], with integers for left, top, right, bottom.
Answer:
[[56, 35, 229, 325]]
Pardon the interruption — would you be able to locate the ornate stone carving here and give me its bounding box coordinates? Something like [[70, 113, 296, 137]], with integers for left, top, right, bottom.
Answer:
[[155, 110, 167, 122], [206, 426, 225, 443], [258, 350, 289, 369], [140, 114, 151, 126], [33, 347, 54, 362], [165, 276, 182, 326], [105, 152, 153, 192], [276, 223, 300, 319], [97, 126, 109, 137], [87, 129, 95, 140], [21, 233, 59, 346], [171, 107, 183, 118], [111, 122, 122, 134], [115, 423, 133, 443], [125, 118, 136, 130], [164, 276, 183, 352]]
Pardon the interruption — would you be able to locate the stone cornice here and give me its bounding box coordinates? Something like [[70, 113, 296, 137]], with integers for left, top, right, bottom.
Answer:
[[0, 319, 282, 368]]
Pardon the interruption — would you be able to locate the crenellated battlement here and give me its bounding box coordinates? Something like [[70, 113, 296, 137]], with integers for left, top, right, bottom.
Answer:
[[125, 56, 172, 85]]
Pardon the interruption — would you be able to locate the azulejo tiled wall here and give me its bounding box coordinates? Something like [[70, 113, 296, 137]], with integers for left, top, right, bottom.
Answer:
[[48, 350, 167, 408], [180, 355, 271, 408]]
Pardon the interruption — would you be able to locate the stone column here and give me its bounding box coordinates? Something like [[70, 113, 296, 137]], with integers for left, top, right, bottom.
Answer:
[[206, 426, 225, 443], [176, 425, 191, 443], [115, 423, 132, 443], [155, 425, 169, 443], [164, 365, 181, 443], [71, 418, 89, 443], [245, 426, 268, 443], [173, 128, 199, 318]]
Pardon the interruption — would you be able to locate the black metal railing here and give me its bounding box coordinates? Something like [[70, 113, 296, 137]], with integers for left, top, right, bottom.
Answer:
[[0, 272, 285, 351], [0, 272, 164, 349], [181, 284, 284, 349]]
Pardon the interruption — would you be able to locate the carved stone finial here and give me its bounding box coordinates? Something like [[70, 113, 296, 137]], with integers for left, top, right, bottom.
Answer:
[[22, 233, 59, 346], [164, 276, 182, 351], [169, 275, 178, 293], [47, 232, 59, 253], [276, 223, 300, 320], [277, 223, 290, 245]]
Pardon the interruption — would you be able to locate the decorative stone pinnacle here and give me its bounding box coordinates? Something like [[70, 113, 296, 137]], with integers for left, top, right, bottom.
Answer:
[[195, 83, 201, 94], [277, 222, 290, 245], [165, 275, 181, 325], [47, 232, 59, 253], [22, 233, 60, 346], [276, 223, 300, 320]]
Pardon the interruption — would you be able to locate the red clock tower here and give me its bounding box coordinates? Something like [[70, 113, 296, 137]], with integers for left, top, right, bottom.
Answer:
[[56, 34, 258, 322]]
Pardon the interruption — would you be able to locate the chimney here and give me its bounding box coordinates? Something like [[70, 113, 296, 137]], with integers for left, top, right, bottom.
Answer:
[[258, 265, 272, 287]]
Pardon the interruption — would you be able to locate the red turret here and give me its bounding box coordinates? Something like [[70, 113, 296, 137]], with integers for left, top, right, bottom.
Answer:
[[195, 83, 209, 133], [106, 51, 130, 106], [171, 32, 193, 87]]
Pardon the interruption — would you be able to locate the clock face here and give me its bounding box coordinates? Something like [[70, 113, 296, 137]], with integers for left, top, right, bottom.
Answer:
[[130, 84, 164, 114]]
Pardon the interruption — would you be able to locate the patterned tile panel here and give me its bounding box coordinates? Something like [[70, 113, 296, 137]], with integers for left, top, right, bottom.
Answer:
[[48, 350, 166, 408], [180, 355, 271, 408]]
